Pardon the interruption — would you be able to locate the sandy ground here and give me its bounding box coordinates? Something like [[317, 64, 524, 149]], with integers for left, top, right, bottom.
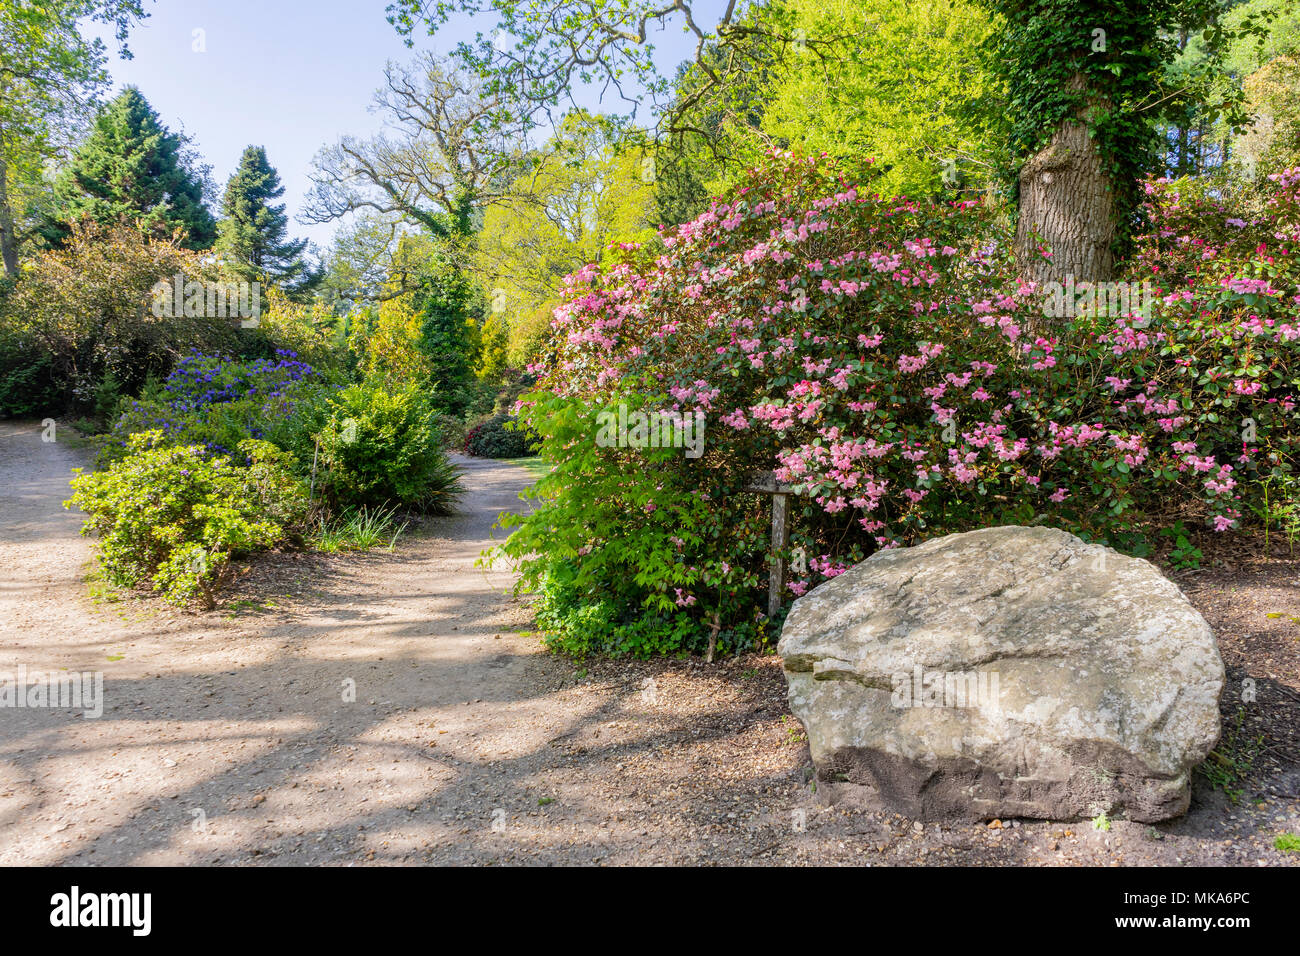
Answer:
[[0, 418, 1296, 866]]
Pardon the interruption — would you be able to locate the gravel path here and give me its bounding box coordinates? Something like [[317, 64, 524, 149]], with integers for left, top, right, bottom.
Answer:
[[0, 419, 1296, 866]]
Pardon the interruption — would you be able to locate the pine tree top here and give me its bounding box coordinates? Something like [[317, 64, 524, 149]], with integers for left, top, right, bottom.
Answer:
[[216, 144, 315, 293]]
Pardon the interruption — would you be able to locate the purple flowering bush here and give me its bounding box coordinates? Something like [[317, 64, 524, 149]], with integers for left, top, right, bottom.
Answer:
[[101, 350, 321, 464], [76, 349, 463, 607]]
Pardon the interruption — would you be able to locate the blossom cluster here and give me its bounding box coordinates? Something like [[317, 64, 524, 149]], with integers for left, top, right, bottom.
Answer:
[[514, 153, 1300, 627]]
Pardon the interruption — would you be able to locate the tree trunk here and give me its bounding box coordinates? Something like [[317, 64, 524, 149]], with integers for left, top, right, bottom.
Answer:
[[1175, 28, 1190, 175], [1014, 78, 1118, 286], [0, 146, 19, 280]]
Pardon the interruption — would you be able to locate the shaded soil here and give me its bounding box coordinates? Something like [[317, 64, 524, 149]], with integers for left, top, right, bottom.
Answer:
[[0, 419, 1295, 865]]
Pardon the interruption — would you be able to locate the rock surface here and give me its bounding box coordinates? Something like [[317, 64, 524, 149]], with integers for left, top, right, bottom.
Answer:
[[778, 525, 1224, 822]]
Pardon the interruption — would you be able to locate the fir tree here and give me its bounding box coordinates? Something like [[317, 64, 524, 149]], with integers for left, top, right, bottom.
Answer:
[[42, 87, 216, 249], [216, 145, 316, 292]]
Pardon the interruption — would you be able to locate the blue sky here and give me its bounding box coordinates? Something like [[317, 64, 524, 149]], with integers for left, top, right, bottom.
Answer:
[[89, 0, 699, 251]]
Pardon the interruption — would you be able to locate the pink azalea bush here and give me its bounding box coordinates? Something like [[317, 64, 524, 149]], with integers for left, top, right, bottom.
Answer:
[[498, 154, 1300, 657]]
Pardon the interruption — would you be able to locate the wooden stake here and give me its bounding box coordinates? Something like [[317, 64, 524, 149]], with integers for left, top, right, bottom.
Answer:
[[706, 610, 721, 663], [308, 438, 320, 502], [742, 473, 800, 620], [769, 492, 789, 617]]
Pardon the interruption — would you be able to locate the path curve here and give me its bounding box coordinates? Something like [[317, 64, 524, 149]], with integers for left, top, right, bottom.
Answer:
[[3, 421, 1290, 867], [0, 421, 570, 864]]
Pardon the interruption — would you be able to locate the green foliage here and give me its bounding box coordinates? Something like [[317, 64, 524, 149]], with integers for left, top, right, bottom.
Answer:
[[42, 87, 216, 249], [476, 311, 510, 384], [1275, 832, 1300, 853], [316, 214, 396, 311], [0, 1, 151, 276], [0, 219, 233, 409], [532, 569, 707, 658], [430, 410, 468, 451], [493, 388, 772, 657], [387, 1, 677, 130], [653, 136, 712, 228], [981, 0, 1270, 251], [411, 258, 482, 417], [238, 287, 352, 376], [0, 334, 59, 417], [66, 431, 308, 608], [464, 413, 536, 458], [347, 291, 431, 388], [1199, 708, 1265, 805], [1239, 49, 1300, 181], [1168, 0, 1300, 179], [345, 234, 482, 416], [98, 351, 462, 522], [1251, 473, 1300, 554], [474, 112, 657, 356], [315, 381, 463, 513], [709, 0, 1009, 201], [387, 1, 1004, 208], [1159, 523, 1204, 570], [216, 145, 317, 294]]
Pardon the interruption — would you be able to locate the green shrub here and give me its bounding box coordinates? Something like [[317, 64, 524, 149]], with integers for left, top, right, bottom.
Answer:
[[316, 381, 463, 513], [1, 221, 237, 410], [0, 344, 60, 418], [431, 411, 468, 451], [465, 412, 537, 458], [66, 431, 309, 608], [533, 564, 758, 658], [255, 383, 337, 471]]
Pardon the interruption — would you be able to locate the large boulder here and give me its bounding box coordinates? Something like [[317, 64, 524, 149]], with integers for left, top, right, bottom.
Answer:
[[778, 525, 1224, 822]]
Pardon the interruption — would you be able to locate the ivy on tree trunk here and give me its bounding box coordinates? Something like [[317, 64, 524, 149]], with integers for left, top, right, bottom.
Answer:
[[984, 0, 1179, 284], [1015, 74, 1119, 284]]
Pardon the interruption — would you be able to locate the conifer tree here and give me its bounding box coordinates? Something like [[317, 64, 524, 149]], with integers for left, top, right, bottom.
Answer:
[[42, 87, 215, 248], [216, 145, 315, 291]]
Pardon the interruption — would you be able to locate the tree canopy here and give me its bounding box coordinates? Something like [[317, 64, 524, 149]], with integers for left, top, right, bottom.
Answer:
[[0, 0, 152, 276], [41, 86, 216, 250]]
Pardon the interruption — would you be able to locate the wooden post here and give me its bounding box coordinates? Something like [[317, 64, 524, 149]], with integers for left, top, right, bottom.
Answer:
[[769, 492, 789, 617], [743, 473, 801, 619]]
